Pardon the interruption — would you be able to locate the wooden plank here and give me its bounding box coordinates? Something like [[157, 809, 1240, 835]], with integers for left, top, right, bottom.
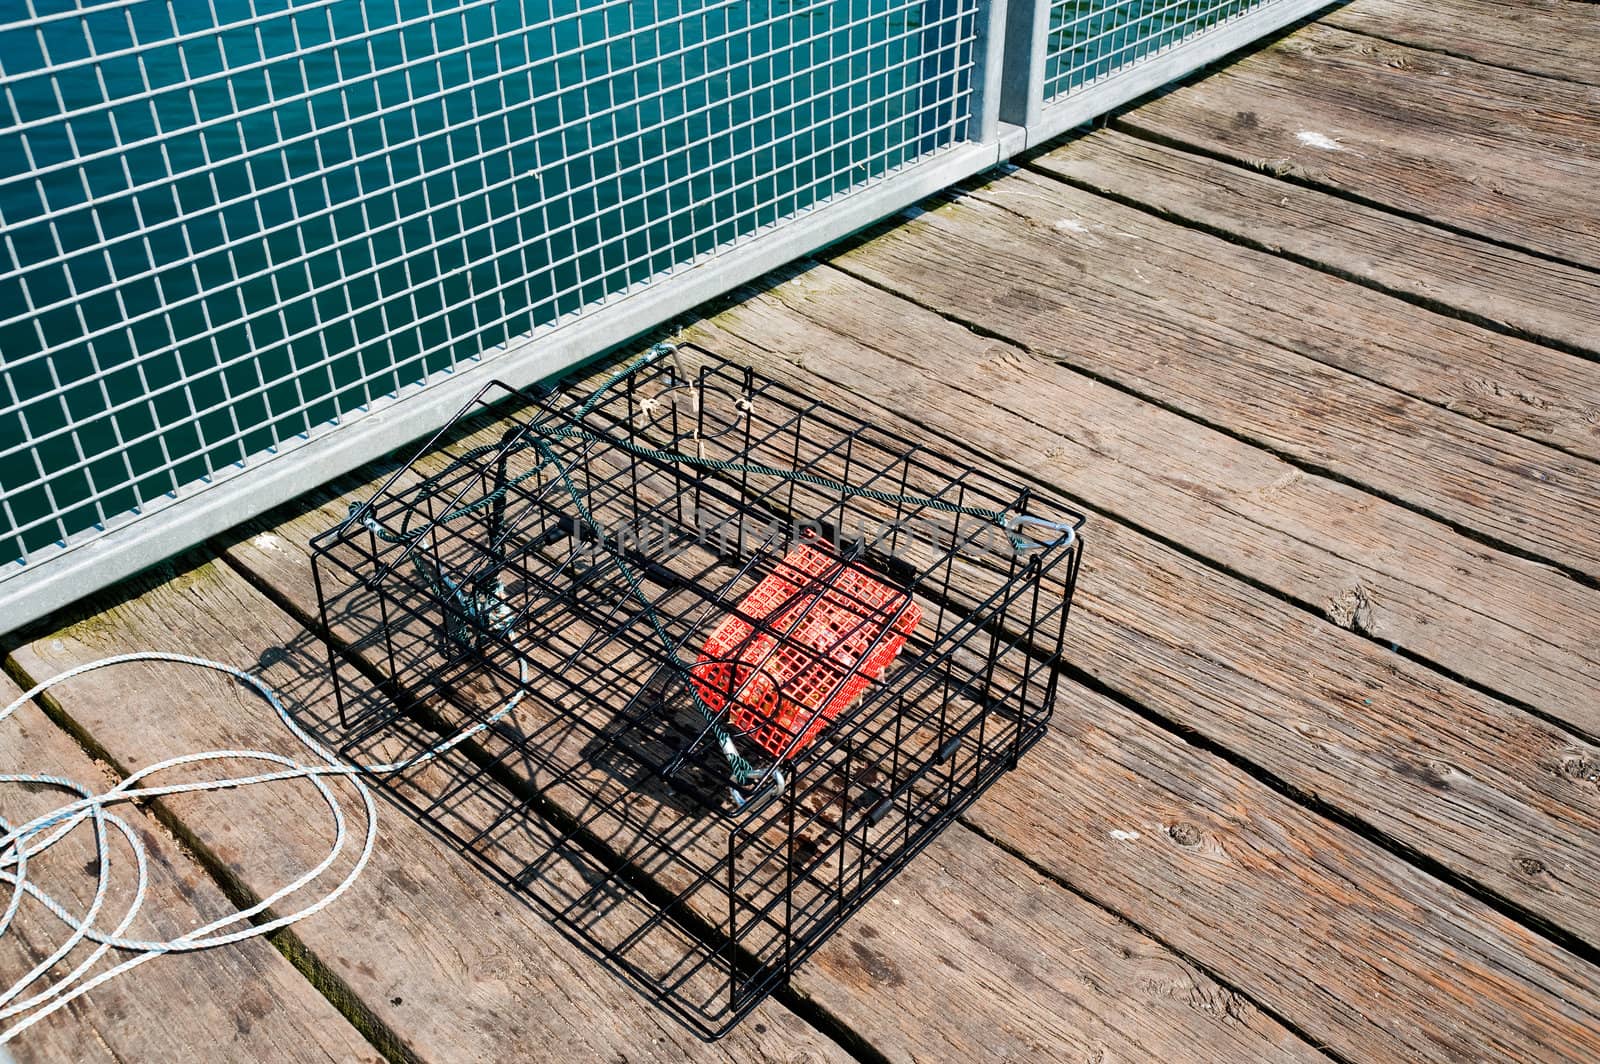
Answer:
[[829, 166, 1600, 581], [1033, 126, 1600, 375], [968, 679, 1600, 1064], [6, 563, 853, 1064], [1325, 0, 1600, 85], [372, 710, 1316, 1064], [679, 276, 1600, 947], [0, 674, 382, 1064], [219, 351, 1600, 1061], [12, 554, 1319, 1063], [692, 265, 1600, 734], [1116, 21, 1600, 269], [219, 476, 1320, 1063]]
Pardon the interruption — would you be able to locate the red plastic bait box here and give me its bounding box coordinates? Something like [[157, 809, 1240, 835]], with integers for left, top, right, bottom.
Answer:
[[692, 540, 921, 760]]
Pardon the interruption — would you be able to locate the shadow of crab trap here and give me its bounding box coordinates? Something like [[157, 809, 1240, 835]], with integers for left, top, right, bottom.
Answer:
[[309, 346, 1083, 1037]]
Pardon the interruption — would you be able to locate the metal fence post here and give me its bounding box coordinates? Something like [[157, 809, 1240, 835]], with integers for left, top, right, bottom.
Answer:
[[999, 0, 1049, 134], [1003, 0, 1338, 148], [968, 0, 1012, 147]]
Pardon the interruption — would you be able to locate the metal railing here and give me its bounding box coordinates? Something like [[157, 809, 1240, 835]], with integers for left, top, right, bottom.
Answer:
[[0, 0, 1329, 631], [1000, 0, 1333, 145]]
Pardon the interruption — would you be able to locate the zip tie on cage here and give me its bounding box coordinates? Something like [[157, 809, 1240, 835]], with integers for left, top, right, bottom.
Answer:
[[0, 646, 530, 1045], [527, 433, 761, 794], [575, 341, 681, 419], [350, 508, 514, 651]]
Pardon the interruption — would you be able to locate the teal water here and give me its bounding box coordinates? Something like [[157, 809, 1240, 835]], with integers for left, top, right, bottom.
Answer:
[[0, 0, 976, 564]]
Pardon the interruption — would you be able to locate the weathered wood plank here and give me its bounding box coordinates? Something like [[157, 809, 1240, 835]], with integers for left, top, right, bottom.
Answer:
[[968, 679, 1600, 1064], [1325, 0, 1600, 85], [699, 265, 1600, 730], [374, 707, 1315, 1064], [830, 167, 1600, 580], [6, 563, 852, 1064], [1033, 126, 1600, 379], [0, 674, 382, 1064], [1117, 21, 1600, 269], [221, 355, 1600, 1062], [681, 283, 1600, 947], [220, 468, 1321, 1063]]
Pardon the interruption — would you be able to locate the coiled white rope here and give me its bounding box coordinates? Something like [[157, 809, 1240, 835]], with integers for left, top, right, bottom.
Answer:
[[0, 646, 527, 1045]]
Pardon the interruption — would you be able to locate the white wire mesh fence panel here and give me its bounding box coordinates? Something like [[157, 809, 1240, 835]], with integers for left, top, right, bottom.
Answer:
[[1043, 0, 1264, 100], [0, 0, 985, 588]]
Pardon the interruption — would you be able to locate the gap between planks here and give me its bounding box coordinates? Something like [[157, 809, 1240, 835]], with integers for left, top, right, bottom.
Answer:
[[829, 166, 1600, 588], [1111, 20, 1600, 273], [1323, 0, 1600, 87], [1024, 127, 1600, 379]]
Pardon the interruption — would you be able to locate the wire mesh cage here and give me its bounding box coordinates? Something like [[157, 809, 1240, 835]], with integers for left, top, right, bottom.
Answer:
[[309, 343, 1083, 1037]]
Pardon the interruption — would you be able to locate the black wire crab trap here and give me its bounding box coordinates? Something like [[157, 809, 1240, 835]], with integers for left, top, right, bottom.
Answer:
[[309, 343, 1083, 1037]]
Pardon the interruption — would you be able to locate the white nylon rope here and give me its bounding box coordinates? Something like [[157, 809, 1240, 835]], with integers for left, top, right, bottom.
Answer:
[[0, 646, 527, 1045]]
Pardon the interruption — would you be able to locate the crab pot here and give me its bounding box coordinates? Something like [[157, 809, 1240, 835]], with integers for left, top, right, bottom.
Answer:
[[309, 348, 1084, 1038]]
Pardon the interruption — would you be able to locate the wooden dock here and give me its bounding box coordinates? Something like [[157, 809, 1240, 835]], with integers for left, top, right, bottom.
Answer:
[[5, 1, 1599, 1060]]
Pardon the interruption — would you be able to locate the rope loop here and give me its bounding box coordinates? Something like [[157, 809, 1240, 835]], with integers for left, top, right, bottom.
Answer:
[[0, 649, 528, 1044]]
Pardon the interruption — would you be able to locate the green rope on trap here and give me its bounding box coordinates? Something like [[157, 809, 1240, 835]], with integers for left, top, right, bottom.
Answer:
[[349, 504, 514, 653], [530, 431, 760, 787], [347, 342, 1074, 793]]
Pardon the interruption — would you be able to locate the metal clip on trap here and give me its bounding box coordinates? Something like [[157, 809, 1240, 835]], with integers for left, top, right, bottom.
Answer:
[[309, 345, 1084, 1037]]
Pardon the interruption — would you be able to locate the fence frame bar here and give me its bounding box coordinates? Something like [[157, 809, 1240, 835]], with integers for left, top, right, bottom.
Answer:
[[1000, 0, 1336, 149]]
